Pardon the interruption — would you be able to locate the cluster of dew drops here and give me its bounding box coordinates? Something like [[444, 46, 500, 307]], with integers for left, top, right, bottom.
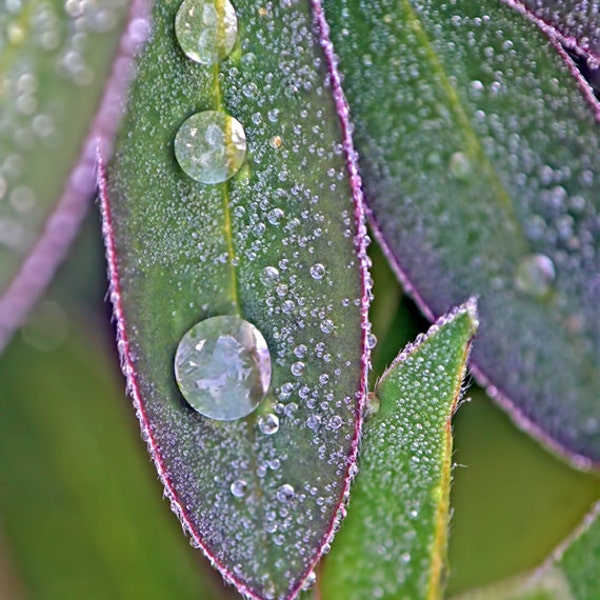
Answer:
[[171, 0, 313, 517]]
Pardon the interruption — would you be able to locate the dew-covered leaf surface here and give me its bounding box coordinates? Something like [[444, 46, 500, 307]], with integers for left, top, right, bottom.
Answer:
[[101, 1, 369, 599], [323, 0, 600, 464], [510, 0, 600, 62], [321, 301, 477, 600], [0, 0, 138, 348], [0, 326, 219, 600]]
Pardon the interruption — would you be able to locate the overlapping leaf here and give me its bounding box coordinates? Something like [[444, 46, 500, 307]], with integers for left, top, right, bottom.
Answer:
[[323, 0, 600, 464], [322, 301, 477, 599], [0, 0, 139, 347], [102, 1, 369, 598]]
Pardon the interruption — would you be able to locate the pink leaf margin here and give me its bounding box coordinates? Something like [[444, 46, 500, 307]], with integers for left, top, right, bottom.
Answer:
[[0, 0, 151, 351]]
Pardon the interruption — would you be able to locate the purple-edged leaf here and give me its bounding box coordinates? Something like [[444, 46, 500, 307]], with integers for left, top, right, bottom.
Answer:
[[322, 301, 478, 600], [323, 0, 600, 465], [0, 0, 147, 349], [504, 0, 600, 63], [100, 1, 369, 599]]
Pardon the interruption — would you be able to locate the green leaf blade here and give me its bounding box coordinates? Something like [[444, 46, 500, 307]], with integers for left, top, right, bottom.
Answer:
[[323, 0, 600, 464], [322, 300, 478, 600], [102, 1, 370, 598]]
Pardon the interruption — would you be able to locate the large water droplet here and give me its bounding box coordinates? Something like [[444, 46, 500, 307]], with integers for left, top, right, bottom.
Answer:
[[175, 0, 238, 65], [174, 316, 271, 420], [514, 253, 556, 298], [174, 110, 246, 184]]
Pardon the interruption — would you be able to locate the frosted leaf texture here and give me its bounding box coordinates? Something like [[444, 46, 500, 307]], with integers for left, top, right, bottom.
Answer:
[[104, 0, 368, 598], [517, 0, 600, 62], [323, 302, 478, 600], [324, 0, 600, 464], [0, 0, 129, 334]]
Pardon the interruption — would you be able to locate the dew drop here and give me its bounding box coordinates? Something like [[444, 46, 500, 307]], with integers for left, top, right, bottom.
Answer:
[[328, 415, 343, 430], [258, 413, 279, 435], [230, 479, 248, 497], [514, 254, 556, 298], [310, 262, 326, 279], [174, 110, 246, 184], [276, 483, 295, 502], [291, 361, 305, 376], [175, 0, 238, 65], [260, 266, 280, 286], [174, 316, 271, 420], [449, 151, 473, 180]]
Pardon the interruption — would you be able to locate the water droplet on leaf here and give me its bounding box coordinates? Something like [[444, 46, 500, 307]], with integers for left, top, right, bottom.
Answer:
[[230, 479, 248, 497], [174, 110, 246, 184], [276, 483, 295, 502], [310, 262, 326, 279], [514, 253, 556, 298], [175, 0, 238, 65], [174, 316, 271, 420], [258, 413, 279, 435]]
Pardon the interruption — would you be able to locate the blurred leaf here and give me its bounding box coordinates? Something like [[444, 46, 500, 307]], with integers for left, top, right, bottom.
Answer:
[[102, 1, 369, 598], [323, 0, 600, 464], [0, 0, 140, 348], [450, 499, 600, 600], [448, 392, 600, 595], [0, 324, 219, 600], [321, 301, 478, 600]]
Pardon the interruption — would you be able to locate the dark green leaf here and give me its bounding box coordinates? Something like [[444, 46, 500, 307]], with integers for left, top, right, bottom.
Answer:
[[321, 301, 478, 600], [102, 1, 369, 598], [323, 0, 600, 464]]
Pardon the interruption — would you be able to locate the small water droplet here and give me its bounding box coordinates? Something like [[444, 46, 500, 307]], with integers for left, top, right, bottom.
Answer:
[[449, 151, 473, 180], [328, 415, 343, 430], [174, 110, 246, 184], [258, 413, 279, 435], [276, 483, 295, 502], [320, 319, 334, 333], [260, 266, 280, 286], [310, 262, 326, 279], [291, 361, 305, 376], [514, 254, 556, 297], [175, 0, 238, 65], [230, 479, 247, 497], [174, 316, 271, 420], [269, 135, 282, 149], [307, 415, 321, 430]]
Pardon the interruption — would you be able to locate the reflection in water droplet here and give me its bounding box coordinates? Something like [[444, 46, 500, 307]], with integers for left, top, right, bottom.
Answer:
[[514, 253, 556, 298], [175, 0, 238, 65], [276, 484, 295, 502], [258, 413, 279, 435], [174, 110, 246, 184], [174, 316, 271, 420], [310, 262, 326, 280], [230, 479, 247, 497]]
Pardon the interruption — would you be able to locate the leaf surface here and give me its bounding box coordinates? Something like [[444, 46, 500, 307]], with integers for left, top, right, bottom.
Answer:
[[101, 1, 369, 598], [0, 0, 143, 348], [323, 0, 600, 464], [321, 301, 478, 600]]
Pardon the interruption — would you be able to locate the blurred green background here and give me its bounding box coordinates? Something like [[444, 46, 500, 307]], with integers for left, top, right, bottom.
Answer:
[[1, 212, 599, 599]]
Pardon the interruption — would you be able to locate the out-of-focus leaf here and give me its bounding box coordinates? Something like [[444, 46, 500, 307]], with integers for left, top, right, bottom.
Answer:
[[448, 391, 600, 595], [450, 500, 600, 600], [0, 0, 146, 349], [0, 325, 220, 600], [102, 1, 369, 598], [323, 0, 600, 464], [321, 301, 478, 600]]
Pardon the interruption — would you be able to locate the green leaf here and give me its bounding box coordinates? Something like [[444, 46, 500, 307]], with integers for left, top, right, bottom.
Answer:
[[101, 1, 369, 598], [0, 324, 220, 600], [0, 0, 138, 349], [321, 300, 478, 600], [450, 500, 600, 600], [323, 0, 600, 464]]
